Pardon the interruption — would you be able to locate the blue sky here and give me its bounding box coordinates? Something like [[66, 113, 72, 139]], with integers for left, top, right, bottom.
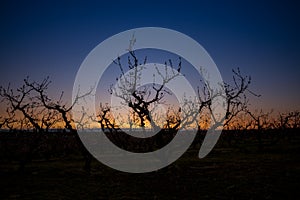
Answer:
[[0, 0, 299, 112]]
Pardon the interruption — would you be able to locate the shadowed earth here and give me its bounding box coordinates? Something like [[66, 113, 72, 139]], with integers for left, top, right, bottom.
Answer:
[[0, 130, 300, 199]]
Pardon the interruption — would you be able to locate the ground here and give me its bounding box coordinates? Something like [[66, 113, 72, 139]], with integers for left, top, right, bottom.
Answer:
[[0, 132, 300, 199]]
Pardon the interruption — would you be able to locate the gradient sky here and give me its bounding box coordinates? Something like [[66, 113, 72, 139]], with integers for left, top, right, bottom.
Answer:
[[1, 0, 299, 112]]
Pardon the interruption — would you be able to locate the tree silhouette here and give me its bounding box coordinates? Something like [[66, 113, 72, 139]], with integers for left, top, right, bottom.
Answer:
[[223, 68, 260, 128], [0, 77, 94, 172], [110, 50, 183, 131], [94, 45, 262, 137], [246, 109, 273, 151]]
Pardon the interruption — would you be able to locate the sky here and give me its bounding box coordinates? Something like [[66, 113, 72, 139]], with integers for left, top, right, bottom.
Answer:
[[0, 0, 299, 113]]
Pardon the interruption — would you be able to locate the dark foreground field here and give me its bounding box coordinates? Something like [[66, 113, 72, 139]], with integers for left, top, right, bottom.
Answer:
[[0, 130, 300, 199]]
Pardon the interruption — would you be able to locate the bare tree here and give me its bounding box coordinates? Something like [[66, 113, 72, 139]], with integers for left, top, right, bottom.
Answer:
[[99, 46, 259, 139], [223, 68, 260, 128], [110, 51, 182, 131], [24, 77, 95, 172], [164, 106, 181, 131], [0, 106, 17, 130], [246, 109, 272, 151], [0, 80, 48, 171], [0, 77, 94, 172], [271, 111, 300, 142], [97, 103, 119, 133], [276, 111, 300, 130], [0, 81, 42, 132]]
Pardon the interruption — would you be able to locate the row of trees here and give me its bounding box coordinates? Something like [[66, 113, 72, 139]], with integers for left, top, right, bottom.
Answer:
[[0, 78, 298, 132], [1, 48, 299, 133], [0, 50, 299, 172]]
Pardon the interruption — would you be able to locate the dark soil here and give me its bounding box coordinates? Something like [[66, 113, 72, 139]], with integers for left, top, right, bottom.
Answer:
[[0, 130, 299, 199]]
